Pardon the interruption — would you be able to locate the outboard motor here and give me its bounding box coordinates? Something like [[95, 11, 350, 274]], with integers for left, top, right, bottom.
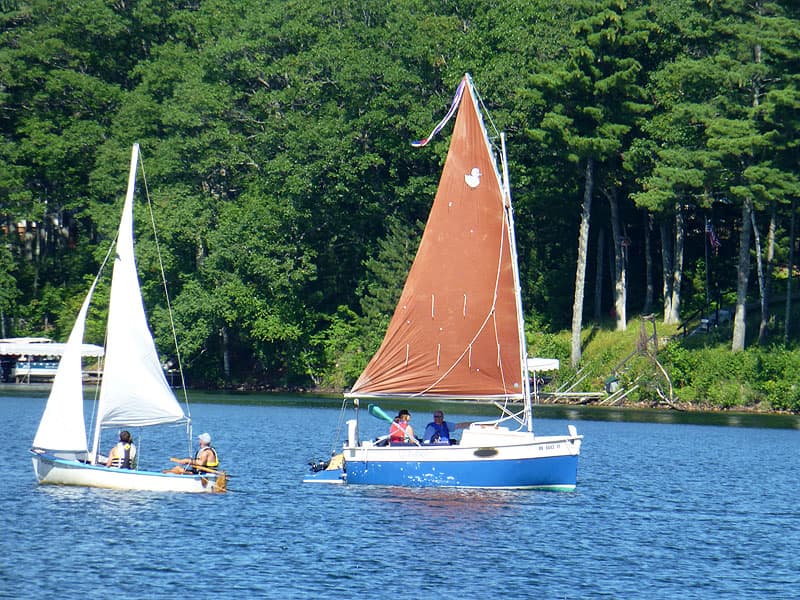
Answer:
[[308, 459, 330, 473]]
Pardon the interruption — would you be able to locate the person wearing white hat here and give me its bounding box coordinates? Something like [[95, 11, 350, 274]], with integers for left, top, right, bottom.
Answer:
[[163, 432, 219, 474]]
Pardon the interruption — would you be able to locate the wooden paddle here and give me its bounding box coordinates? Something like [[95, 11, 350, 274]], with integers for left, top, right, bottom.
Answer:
[[169, 457, 230, 476], [168, 457, 228, 492]]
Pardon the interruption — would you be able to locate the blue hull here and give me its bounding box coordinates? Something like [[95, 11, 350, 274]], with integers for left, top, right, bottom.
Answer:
[[345, 454, 578, 490]]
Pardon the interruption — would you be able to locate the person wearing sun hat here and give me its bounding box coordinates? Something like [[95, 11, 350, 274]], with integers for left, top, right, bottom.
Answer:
[[389, 409, 419, 445], [163, 432, 219, 473]]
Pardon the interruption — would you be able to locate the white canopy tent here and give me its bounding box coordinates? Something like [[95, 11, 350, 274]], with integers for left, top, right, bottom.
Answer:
[[0, 338, 104, 383], [527, 357, 560, 402], [0, 338, 104, 358]]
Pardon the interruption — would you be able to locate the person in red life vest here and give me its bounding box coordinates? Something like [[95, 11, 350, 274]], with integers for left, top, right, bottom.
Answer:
[[389, 409, 419, 445], [106, 430, 137, 469]]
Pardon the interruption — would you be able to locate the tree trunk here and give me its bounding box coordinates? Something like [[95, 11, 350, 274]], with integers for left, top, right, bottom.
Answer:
[[750, 209, 768, 345], [571, 158, 594, 368], [668, 205, 685, 325], [196, 236, 207, 268], [785, 199, 795, 344], [221, 325, 231, 379], [660, 221, 673, 323], [605, 188, 627, 330], [759, 201, 776, 344], [732, 199, 753, 351], [642, 211, 654, 315], [594, 227, 605, 321]]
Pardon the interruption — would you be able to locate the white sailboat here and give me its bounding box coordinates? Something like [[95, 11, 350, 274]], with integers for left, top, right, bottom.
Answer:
[[306, 75, 583, 489], [31, 144, 224, 493]]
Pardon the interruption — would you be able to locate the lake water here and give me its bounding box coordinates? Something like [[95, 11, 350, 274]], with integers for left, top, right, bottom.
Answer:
[[1, 389, 798, 599]]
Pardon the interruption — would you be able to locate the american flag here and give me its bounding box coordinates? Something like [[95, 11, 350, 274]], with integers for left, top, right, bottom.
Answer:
[[706, 220, 721, 255]]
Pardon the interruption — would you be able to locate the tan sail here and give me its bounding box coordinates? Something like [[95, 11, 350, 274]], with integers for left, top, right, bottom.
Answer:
[[350, 76, 524, 399]]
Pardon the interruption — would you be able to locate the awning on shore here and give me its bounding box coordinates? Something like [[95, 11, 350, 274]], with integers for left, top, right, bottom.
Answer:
[[527, 357, 560, 372], [0, 338, 104, 358]]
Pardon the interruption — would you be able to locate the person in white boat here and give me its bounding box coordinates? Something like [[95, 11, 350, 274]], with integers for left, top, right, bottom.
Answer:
[[105, 430, 137, 469], [423, 411, 470, 445], [389, 409, 419, 445], [163, 432, 219, 473]]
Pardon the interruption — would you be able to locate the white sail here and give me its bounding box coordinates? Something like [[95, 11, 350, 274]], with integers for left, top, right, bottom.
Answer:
[[30, 143, 225, 493], [31, 277, 100, 456], [95, 144, 186, 432]]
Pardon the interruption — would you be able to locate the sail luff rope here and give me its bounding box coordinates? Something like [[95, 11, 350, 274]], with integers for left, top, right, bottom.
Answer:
[[491, 192, 509, 397], [473, 78, 524, 417], [138, 149, 191, 421], [471, 78, 503, 153]]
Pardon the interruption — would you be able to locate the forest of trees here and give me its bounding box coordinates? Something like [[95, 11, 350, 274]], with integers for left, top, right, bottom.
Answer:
[[1, 1, 799, 405]]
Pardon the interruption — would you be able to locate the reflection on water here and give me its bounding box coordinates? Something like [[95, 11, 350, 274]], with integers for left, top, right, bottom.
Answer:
[[532, 403, 800, 430], [360, 486, 520, 518], [37, 485, 190, 515]]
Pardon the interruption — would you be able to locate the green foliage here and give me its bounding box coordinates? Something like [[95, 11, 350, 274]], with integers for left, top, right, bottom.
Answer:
[[311, 306, 373, 390], [0, 245, 19, 319], [1, 0, 799, 403], [661, 343, 800, 412]]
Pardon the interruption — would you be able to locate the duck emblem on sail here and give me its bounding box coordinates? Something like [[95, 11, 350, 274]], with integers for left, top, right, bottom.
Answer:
[[465, 167, 482, 188]]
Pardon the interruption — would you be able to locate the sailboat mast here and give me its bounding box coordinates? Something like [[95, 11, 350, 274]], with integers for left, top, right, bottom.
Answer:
[[90, 143, 141, 459], [500, 133, 533, 431]]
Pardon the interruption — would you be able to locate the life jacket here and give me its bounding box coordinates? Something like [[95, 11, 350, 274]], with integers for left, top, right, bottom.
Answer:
[[110, 442, 136, 469], [389, 420, 410, 443], [427, 421, 451, 444], [195, 446, 219, 468]]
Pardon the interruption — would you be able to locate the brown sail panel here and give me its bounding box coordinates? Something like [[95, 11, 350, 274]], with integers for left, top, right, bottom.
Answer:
[[350, 77, 524, 399]]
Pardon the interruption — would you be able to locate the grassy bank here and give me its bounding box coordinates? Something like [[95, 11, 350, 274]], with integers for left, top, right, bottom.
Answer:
[[528, 316, 800, 414]]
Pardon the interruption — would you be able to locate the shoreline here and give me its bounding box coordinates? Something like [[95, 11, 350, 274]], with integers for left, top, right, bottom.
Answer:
[[3, 380, 797, 417]]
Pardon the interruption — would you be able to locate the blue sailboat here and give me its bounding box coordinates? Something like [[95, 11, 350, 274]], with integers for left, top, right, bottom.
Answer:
[[306, 75, 582, 489]]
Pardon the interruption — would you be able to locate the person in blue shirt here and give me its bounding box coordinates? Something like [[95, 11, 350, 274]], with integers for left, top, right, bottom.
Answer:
[[423, 411, 470, 445]]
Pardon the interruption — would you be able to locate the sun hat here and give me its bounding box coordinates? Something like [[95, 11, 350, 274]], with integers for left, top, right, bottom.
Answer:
[[198, 432, 211, 444]]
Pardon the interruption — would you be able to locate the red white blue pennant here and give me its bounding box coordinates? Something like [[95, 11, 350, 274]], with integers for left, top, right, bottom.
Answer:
[[411, 78, 466, 147]]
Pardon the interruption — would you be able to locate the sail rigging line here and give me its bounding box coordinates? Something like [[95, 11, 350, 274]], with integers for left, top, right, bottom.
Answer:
[[490, 401, 527, 429], [499, 132, 533, 431], [85, 232, 119, 457], [470, 77, 504, 163], [489, 182, 511, 396], [413, 300, 518, 398], [138, 148, 191, 423], [413, 186, 510, 399], [324, 397, 349, 462]]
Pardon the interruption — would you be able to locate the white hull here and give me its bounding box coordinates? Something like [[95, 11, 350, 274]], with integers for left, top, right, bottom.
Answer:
[[352, 425, 580, 460], [32, 452, 222, 493]]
